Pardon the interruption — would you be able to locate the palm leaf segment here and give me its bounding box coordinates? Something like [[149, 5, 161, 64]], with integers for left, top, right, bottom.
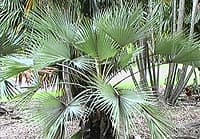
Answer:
[[26, 8, 75, 69], [26, 92, 85, 139], [95, 5, 150, 46], [82, 77, 173, 138], [75, 22, 118, 61], [156, 33, 200, 66], [0, 56, 33, 100], [75, 5, 151, 61]]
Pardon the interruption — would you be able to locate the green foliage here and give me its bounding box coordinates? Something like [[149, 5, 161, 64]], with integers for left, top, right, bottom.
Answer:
[[31, 36, 70, 69], [29, 8, 76, 43], [75, 21, 118, 61], [25, 92, 85, 139], [95, 5, 150, 46], [0, 55, 33, 80], [0, 28, 23, 56], [0, 3, 24, 56], [156, 33, 200, 67], [0, 55, 33, 100], [142, 104, 173, 139], [0, 80, 20, 100], [0, 1, 178, 139], [79, 76, 173, 138]]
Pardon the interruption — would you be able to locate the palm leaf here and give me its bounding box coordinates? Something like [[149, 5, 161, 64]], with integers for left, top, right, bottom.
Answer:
[[0, 80, 20, 101], [0, 20, 24, 56], [15, 85, 40, 107], [155, 33, 189, 57], [141, 104, 173, 139], [0, 0, 24, 34], [25, 92, 85, 139], [30, 36, 70, 70], [0, 55, 33, 80], [95, 4, 151, 46], [79, 76, 172, 138], [70, 56, 95, 72], [155, 33, 200, 66], [29, 7, 76, 44], [0, 36, 23, 55], [75, 21, 118, 61], [82, 77, 152, 138]]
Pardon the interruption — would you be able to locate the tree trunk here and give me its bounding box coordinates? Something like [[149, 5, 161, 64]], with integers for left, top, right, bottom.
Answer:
[[82, 111, 114, 139]]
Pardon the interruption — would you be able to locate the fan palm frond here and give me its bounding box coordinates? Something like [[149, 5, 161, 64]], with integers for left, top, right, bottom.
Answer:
[[15, 85, 40, 107], [0, 0, 23, 11], [117, 46, 142, 69], [75, 21, 118, 61], [0, 55, 33, 101], [81, 77, 172, 138], [95, 4, 151, 46], [0, 80, 20, 101], [156, 33, 189, 57], [141, 104, 173, 139], [0, 0, 24, 33], [172, 37, 200, 65], [29, 36, 70, 70], [25, 92, 85, 139], [28, 7, 76, 44], [156, 32, 200, 66], [0, 27, 24, 56], [0, 55, 33, 80], [70, 56, 95, 72]]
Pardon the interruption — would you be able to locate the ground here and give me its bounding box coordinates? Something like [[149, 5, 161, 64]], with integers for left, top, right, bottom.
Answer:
[[0, 102, 200, 139], [0, 67, 199, 138]]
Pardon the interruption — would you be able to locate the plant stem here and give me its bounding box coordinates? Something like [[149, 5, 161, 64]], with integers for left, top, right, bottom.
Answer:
[[95, 59, 101, 78], [171, 67, 195, 105], [173, 0, 177, 34], [129, 68, 140, 90], [190, 0, 199, 35], [177, 0, 185, 32], [169, 0, 199, 104]]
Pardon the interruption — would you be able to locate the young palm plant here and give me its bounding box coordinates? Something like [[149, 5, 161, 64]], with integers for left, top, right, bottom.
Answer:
[[0, 3, 173, 139], [0, 0, 28, 100]]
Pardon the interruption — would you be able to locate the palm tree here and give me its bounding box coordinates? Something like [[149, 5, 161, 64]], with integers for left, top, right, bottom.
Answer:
[[0, 2, 174, 139], [158, 0, 200, 105], [0, 0, 27, 99]]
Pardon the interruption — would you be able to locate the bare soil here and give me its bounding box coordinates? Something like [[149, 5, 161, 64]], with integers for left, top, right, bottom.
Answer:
[[0, 102, 200, 139]]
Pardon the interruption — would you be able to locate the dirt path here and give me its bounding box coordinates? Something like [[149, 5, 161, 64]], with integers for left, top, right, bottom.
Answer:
[[0, 104, 41, 139]]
